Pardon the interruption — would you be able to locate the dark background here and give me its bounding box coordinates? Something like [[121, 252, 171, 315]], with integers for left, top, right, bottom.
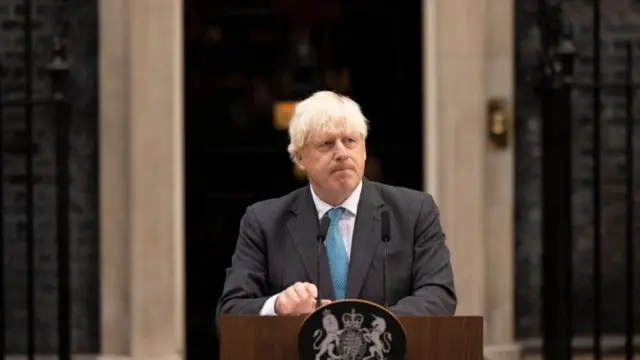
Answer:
[[183, 1, 423, 359]]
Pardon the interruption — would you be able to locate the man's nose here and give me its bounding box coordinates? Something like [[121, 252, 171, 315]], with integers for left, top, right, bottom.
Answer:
[[333, 141, 347, 158]]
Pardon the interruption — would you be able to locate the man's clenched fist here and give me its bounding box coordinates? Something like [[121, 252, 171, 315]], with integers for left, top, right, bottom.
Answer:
[[274, 282, 331, 315]]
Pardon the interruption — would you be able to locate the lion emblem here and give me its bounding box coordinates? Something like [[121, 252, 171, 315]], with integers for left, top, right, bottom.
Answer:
[[313, 309, 342, 360]]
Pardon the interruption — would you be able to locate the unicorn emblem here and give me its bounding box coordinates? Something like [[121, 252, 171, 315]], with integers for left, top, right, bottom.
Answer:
[[362, 315, 392, 360]]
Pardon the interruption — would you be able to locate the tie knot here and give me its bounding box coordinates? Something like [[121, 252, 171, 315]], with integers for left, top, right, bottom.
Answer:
[[327, 207, 345, 223]]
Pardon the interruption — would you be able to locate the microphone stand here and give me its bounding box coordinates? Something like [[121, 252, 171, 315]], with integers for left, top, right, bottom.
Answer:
[[316, 234, 323, 309], [382, 235, 389, 308], [316, 216, 330, 310]]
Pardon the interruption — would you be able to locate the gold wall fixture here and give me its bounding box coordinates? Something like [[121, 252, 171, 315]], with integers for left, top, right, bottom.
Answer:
[[273, 101, 297, 130], [487, 97, 510, 149]]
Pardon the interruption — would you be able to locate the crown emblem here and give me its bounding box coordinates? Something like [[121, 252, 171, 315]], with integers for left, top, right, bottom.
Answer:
[[342, 309, 364, 329]]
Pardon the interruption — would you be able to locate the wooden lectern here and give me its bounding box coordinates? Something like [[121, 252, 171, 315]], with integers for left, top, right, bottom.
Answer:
[[219, 314, 483, 359]]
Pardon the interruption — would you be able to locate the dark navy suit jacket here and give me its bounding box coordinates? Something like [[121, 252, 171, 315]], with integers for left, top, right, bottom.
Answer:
[[215, 179, 457, 321]]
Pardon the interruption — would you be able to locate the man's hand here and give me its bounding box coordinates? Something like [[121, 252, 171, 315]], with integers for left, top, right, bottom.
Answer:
[[274, 282, 331, 315]]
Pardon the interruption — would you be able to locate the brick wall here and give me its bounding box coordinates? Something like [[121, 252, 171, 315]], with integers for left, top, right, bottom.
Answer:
[[515, 0, 640, 338], [1, 0, 99, 353]]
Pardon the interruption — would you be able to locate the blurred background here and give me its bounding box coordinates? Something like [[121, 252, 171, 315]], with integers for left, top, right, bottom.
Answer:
[[0, 0, 639, 360], [184, 0, 421, 358]]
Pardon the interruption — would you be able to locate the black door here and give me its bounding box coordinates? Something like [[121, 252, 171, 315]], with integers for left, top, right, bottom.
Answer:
[[184, 1, 423, 359]]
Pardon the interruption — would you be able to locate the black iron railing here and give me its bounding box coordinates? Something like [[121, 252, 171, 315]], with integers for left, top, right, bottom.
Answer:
[[0, 0, 72, 359], [536, 0, 637, 359]]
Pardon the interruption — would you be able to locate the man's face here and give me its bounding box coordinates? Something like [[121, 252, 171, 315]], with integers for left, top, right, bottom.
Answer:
[[297, 129, 366, 197]]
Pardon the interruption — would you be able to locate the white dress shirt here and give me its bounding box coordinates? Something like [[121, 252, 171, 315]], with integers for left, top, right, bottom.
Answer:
[[259, 181, 363, 315]]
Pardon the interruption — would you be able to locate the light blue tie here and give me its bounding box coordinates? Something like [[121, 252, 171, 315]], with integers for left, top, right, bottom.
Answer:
[[326, 207, 348, 300]]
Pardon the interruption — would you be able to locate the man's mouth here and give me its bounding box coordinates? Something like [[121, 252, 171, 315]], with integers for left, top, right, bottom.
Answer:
[[332, 167, 351, 173]]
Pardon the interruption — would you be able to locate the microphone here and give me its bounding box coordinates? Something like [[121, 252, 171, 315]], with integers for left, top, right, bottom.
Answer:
[[380, 211, 391, 308], [317, 215, 331, 309]]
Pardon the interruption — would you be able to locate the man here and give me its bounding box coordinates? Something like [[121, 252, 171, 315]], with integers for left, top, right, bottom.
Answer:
[[216, 91, 456, 318]]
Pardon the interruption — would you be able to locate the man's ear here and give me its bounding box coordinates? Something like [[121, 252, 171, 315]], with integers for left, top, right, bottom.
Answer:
[[296, 153, 306, 171], [362, 139, 367, 161], [297, 162, 306, 172]]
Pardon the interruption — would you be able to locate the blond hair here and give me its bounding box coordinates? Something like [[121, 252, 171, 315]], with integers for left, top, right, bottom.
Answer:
[[287, 91, 369, 164]]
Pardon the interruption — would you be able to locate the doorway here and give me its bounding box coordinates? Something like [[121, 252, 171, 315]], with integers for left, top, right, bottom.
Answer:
[[183, 1, 423, 359]]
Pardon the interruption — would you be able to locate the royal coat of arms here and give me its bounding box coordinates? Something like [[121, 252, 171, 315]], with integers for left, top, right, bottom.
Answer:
[[311, 308, 393, 360]]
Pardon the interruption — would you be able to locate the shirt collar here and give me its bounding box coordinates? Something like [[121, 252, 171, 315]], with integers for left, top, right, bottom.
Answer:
[[310, 180, 363, 219]]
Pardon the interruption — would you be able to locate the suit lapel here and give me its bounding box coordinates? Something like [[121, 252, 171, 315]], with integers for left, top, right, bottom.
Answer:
[[286, 188, 336, 300], [346, 179, 384, 298]]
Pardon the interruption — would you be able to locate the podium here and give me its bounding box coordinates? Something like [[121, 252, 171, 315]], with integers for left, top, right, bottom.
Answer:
[[219, 302, 483, 360]]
